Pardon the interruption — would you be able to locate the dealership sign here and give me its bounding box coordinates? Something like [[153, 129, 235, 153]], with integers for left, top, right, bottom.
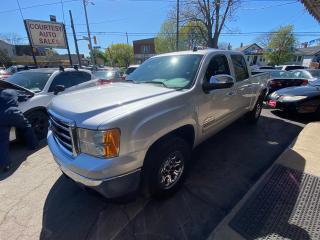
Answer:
[[25, 19, 67, 49]]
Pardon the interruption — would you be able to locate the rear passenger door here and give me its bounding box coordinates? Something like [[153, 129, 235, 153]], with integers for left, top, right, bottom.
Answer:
[[230, 54, 252, 113]]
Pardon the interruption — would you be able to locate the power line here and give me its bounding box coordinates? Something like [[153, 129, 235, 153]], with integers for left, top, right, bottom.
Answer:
[[0, 0, 80, 15]]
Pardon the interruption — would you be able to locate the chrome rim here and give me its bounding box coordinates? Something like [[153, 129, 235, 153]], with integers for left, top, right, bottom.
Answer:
[[159, 151, 184, 189], [255, 102, 262, 118]]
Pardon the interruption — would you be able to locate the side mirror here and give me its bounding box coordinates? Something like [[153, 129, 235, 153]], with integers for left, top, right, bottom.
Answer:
[[53, 85, 65, 95], [203, 74, 234, 92]]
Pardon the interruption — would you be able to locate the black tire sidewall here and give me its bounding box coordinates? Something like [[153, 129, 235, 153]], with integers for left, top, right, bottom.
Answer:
[[25, 111, 49, 140], [143, 136, 191, 198]]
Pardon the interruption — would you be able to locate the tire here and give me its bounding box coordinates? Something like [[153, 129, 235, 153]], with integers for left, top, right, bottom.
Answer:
[[142, 136, 191, 198], [246, 96, 263, 124], [25, 111, 49, 140]]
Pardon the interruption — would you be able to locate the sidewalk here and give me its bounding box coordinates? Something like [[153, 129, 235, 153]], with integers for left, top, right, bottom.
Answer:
[[208, 122, 320, 240]]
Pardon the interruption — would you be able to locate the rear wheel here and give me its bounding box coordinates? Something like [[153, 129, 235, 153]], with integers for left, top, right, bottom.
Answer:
[[25, 111, 49, 140], [246, 96, 263, 124], [142, 136, 191, 198]]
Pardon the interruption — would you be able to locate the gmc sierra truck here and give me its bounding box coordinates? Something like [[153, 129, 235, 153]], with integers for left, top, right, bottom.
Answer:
[[47, 49, 269, 198]]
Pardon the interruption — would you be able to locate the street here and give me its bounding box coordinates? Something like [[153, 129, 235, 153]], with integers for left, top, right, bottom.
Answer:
[[0, 109, 308, 240]]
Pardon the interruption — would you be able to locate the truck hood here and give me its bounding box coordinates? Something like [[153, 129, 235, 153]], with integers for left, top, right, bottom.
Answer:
[[0, 80, 35, 97], [49, 82, 180, 126]]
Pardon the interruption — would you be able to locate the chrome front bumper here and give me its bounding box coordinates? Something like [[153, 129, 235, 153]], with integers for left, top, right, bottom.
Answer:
[[47, 131, 141, 198]]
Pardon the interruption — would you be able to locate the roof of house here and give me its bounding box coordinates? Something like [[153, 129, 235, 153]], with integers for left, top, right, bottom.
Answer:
[[235, 43, 263, 52], [295, 47, 320, 56], [301, 0, 320, 22]]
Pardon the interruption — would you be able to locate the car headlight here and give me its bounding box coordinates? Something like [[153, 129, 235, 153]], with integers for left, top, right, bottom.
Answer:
[[280, 95, 307, 102], [77, 128, 120, 158]]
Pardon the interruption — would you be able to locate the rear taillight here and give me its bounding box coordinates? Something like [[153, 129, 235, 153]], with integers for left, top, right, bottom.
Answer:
[[301, 80, 308, 85], [269, 79, 282, 87], [97, 79, 112, 85]]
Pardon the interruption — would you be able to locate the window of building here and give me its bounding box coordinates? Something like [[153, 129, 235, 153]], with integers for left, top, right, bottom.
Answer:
[[141, 45, 151, 54]]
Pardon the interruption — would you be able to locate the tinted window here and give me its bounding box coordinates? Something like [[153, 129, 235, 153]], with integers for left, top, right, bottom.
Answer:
[[127, 55, 203, 89], [231, 55, 249, 82], [285, 66, 305, 71], [307, 70, 320, 78], [125, 67, 137, 75], [269, 70, 293, 78], [205, 55, 230, 82], [49, 71, 91, 92], [6, 71, 52, 92]]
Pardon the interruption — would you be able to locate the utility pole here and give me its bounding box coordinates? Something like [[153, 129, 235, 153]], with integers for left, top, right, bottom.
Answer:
[[83, 0, 95, 68], [69, 10, 82, 68], [176, 0, 179, 51], [126, 32, 129, 45]]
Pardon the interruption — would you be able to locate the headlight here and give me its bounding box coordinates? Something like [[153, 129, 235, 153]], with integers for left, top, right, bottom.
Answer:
[[280, 95, 307, 102], [77, 128, 120, 158]]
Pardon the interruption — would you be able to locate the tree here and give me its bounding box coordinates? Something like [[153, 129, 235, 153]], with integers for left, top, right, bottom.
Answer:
[[0, 49, 11, 67], [0, 32, 25, 45], [155, 19, 177, 54], [155, 19, 208, 53], [180, 21, 208, 49], [264, 25, 297, 65], [105, 44, 133, 67], [180, 0, 241, 48]]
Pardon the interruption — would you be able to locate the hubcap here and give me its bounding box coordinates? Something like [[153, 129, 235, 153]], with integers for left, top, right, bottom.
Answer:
[[159, 151, 184, 189]]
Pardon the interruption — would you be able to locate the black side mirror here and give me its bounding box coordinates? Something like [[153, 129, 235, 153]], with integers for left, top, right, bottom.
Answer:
[[53, 85, 65, 95], [203, 74, 234, 92]]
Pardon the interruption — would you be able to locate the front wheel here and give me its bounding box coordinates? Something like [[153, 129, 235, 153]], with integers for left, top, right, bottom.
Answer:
[[246, 97, 263, 124], [25, 111, 49, 140], [142, 136, 191, 198]]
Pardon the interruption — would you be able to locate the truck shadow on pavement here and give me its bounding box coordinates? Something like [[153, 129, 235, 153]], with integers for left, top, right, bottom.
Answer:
[[40, 114, 304, 240], [0, 140, 47, 181]]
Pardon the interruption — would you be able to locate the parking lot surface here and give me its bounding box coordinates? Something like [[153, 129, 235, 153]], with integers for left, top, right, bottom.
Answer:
[[0, 109, 308, 240]]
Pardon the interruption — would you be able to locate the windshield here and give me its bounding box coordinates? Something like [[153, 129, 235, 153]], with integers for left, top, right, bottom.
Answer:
[[127, 55, 203, 89], [94, 71, 117, 80], [310, 79, 320, 86], [269, 71, 293, 78], [6, 71, 52, 93], [125, 67, 137, 75], [308, 70, 320, 78]]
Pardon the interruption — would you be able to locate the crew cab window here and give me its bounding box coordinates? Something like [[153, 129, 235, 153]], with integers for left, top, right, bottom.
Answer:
[[49, 71, 91, 92], [231, 55, 249, 82], [204, 55, 230, 82]]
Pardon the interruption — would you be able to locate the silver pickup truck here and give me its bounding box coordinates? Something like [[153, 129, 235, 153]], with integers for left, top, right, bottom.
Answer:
[[47, 49, 269, 198]]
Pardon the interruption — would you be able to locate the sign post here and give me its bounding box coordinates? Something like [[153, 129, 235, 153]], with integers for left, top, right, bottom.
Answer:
[[24, 20, 38, 67], [24, 19, 72, 66]]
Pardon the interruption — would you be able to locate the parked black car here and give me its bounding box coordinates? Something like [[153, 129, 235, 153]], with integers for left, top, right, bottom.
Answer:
[[252, 70, 309, 95], [268, 79, 320, 115]]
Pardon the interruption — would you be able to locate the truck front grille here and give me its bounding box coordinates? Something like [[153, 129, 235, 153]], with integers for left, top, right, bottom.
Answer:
[[49, 112, 78, 156]]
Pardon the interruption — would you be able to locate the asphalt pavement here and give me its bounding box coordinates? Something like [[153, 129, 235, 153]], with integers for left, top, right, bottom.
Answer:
[[0, 109, 313, 240]]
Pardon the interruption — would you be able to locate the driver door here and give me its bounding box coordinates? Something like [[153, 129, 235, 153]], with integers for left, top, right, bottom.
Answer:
[[198, 54, 237, 137]]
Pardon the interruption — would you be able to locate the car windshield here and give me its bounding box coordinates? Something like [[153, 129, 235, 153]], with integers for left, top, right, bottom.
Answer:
[[94, 71, 116, 80], [308, 70, 320, 78], [269, 70, 293, 78], [127, 55, 203, 89], [310, 79, 320, 86], [6, 71, 52, 93], [125, 67, 137, 75]]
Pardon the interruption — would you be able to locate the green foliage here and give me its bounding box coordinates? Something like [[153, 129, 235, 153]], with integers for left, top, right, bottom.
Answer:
[[155, 19, 177, 54], [105, 44, 133, 67], [0, 49, 11, 67], [264, 25, 297, 65], [155, 19, 208, 54]]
